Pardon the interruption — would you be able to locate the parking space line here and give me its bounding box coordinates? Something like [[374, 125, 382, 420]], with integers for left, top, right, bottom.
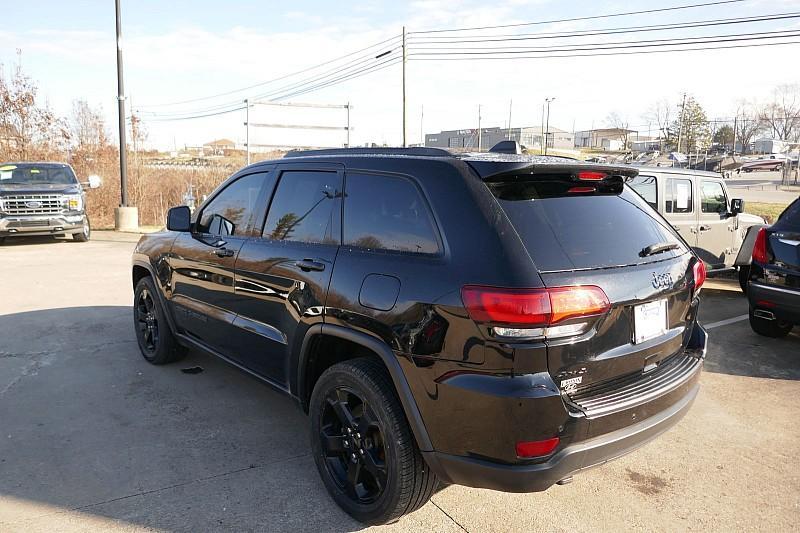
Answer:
[[703, 314, 749, 330]]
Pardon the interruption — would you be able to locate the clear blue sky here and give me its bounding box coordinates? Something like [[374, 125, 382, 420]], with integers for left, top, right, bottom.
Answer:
[[2, 0, 798, 148]]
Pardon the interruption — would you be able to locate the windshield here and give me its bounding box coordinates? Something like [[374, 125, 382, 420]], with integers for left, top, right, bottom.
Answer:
[[0, 164, 78, 186]]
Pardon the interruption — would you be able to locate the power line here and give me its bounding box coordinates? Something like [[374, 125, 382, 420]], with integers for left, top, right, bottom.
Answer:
[[408, 12, 800, 44], [143, 105, 246, 122], [410, 29, 800, 55], [137, 45, 398, 119], [410, 38, 800, 61], [137, 33, 401, 108], [409, 0, 748, 34]]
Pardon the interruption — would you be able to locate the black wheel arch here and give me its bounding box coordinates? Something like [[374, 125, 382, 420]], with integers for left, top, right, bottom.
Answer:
[[132, 259, 179, 336], [297, 324, 434, 452]]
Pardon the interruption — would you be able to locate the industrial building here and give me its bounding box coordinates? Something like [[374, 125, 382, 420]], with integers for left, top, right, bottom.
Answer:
[[425, 126, 574, 151], [574, 128, 638, 150]]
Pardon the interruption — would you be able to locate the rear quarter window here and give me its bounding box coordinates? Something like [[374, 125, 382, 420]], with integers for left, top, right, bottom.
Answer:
[[489, 183, 685, 271]]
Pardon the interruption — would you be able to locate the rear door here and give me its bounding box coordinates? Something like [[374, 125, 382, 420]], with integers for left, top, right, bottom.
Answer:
[[664, 175, 698, 246], [230, 163, 342, 385], [488, 179, 695, 390], [696, 179, 733, 268]]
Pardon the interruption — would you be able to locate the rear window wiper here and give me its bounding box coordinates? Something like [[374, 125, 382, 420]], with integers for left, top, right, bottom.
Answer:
[[640, 242, 679, 257]]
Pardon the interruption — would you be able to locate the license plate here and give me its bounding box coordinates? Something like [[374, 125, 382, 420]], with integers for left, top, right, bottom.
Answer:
[[634, 299, 668, 344]]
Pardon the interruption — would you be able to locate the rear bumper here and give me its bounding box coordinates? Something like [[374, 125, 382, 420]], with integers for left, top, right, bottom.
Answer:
[[423, 324, 706, 492], [748, 282, 800, 324], [0, 214, 86, 237], [424, 380, 699, 492]]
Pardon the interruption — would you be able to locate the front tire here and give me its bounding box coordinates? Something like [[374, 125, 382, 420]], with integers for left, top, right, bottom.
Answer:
[[133, 276, 185, 364], [749, 308, 793, 338], [72, 217, 91, 242], [309, 357, 437, 525]]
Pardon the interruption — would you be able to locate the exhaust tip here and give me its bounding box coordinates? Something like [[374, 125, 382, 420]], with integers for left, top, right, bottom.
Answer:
[[753, 309, 775, 321], [556, 476, 573, 486]]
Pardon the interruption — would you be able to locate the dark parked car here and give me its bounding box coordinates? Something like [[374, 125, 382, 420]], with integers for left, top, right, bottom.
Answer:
[[131, 147, 707, 524], [0, 162, 100, 243], [747, 197, 800, 337]]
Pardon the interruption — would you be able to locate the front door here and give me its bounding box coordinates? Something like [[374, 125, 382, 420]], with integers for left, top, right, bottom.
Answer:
[[169, 171, 269, 356], [696, 179, 733, 268], [231, 164, 343, 386]]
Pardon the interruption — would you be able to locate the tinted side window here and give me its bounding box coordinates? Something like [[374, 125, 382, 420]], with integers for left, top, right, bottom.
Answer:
[[700, 180, 727, 214], [666, 178, 693, 214], [197, 173, 265, 236], [344, 173, 439, 254], [628, 175, 657, 209], [263, 170, 341, 244], [774, 198, 800, 230]]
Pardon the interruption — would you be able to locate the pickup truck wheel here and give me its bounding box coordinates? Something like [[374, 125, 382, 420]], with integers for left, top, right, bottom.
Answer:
[[309, 357, 437, 525], [738, 266, 750, 293], [749, 308, 793, 338], [133, 277, 185, 364], [72, 218, 91, 242]]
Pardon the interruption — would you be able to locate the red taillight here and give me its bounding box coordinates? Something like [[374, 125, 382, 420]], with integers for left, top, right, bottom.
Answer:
[[516, 437, 560, 458], [692, 260, 706, 294], [568, 186, 596, 194], [461, 286, 610, 326], [577, 171, 607, 181], [752, 228, 768, 264]]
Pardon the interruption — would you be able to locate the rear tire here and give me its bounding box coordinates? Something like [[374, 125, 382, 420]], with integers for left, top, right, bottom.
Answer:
[[72, 217, 91, 242], [309, 357, 437, 525], [738, 266, 750, 294], [749, 308, 793, 338], [133, 276, 185, 364]]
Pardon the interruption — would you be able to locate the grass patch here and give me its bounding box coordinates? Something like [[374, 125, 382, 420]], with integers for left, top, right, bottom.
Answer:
[[746, 202, 789, 224]]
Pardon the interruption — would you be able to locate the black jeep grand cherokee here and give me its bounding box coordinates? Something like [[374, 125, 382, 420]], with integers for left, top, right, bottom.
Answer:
[[131, 147, 707, 524]]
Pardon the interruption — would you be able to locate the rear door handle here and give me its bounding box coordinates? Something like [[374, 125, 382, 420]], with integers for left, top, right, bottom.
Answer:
[[699, 225, 711, 232], [295, 259, 325, 272], [214, 247, 235, 257]]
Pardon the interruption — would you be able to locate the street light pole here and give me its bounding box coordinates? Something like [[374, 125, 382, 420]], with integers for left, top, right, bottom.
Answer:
[[115, 0, 128, 207], [244, 98, 250, 164], [402, 26, 407, 147]]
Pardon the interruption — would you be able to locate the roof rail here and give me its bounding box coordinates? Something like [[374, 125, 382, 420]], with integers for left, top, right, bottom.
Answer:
[[283, 147, 453, 158]]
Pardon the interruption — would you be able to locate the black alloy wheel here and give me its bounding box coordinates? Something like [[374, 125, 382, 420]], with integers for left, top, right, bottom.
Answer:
[[133, 277, 184, 364], [320, 387, 388, 505], [309, 358, 437, 524], [135, 286, 160, 354]]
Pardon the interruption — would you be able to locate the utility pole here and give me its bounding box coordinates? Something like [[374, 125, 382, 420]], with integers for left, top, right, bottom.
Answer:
[[402, 26, 407, 147], [544, 97, 555, 156], [115, 0, 128, 207], [345, 102, 351, 147], [732, 114, 738, 156], [420, 104, 424, 146], [507, 99, 513, 140], [541, 103, 545, 154], [477, 104, 482, 151], [244, 98, 250, 164], [677, 92, 687, 155]]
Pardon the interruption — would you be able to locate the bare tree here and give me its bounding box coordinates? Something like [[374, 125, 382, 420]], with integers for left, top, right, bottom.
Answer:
[[0, 53, 69, 160], [733, 100, 761, 154], [605, 112, 631, 149], [71, 99, 109, 150], [643, 99, 672, 142], [759, 84, 800, 142]]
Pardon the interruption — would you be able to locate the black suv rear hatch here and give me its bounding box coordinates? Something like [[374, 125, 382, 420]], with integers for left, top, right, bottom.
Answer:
[[479, 162, 700, 407]]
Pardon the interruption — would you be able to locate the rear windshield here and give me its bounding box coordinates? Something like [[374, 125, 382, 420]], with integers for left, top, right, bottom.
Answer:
[[488, 182, 686, 271], [774, 198, 800, 231]]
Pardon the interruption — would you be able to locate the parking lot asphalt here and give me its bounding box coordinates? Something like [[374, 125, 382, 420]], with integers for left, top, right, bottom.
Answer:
[[1, 238, 798, 532]]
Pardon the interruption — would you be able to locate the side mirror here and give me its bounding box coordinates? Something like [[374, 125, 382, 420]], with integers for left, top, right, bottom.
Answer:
[[730, 198, 744, 215], [166, 205, 192, 232], [87, 175, 102, 189]]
